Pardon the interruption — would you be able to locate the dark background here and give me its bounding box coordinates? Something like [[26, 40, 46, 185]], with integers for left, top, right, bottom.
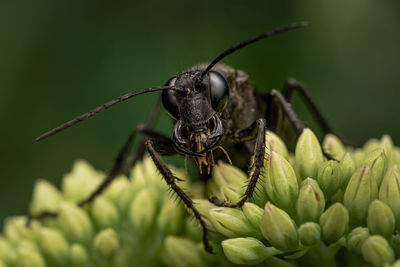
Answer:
[[1, 0, 400, 225]]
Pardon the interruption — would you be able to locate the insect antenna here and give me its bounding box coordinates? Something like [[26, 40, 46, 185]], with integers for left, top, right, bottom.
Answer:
[[200, 21, 309, 79], [36, 86, 180, 141]]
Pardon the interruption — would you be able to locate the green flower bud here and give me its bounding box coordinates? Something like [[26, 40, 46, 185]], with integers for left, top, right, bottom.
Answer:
[[363, 148, 388, 186], [361, 235, 395, 267], [363, 138, 381, 154], [344, 165, 378, 225], [36, 227, 69, 265], [265, 131, 289, 160], [157, 199, 184, 235], [62, 159, 103, 202], [298, 222, 321, 246], [93, 228, 120, 257], [29, 180, 62, 214], [296, 178, 325, 223], [103, 176, 131, 203], [317, 160, 343, 198], [193, 199, 217, 231], [16, 240, 46, 267], [295, 128, 324, 180], [222, 237, 280, 265], [91, 196, 119, 229], [381, 135, 394, 165], [129, 188, 158, 235], [367, 200, 395, 238], [389, 260, 400, 267], [0, 236, 16, 265], [242, 202, 264, 229], [3, 217, 39, 245], [340, 153, 356, 189], [261, 202, 299, 251], [319, 203, 349, 244], [347, 227, 370, 254], [209, 207, 259, 238], [352, 149, 366, 168], [394, 148, 400, 167], [265, 151, 298, 211], [161, 236, 206, 267], [69, 243, 89, 267], [323, 134, 346, 160], [58, 202, 93, 245], [379, 165, 400, 229], [220, 185, 243, 204], [212, 162, 248, 191]]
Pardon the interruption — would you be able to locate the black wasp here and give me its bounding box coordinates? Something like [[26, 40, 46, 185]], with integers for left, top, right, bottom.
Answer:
[[30, 22, 340, 253]]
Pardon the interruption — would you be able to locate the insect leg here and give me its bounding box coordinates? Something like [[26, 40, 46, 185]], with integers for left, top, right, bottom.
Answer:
[[282, 78, 353, 146], [267, 89, 335, 160], [209, 119, 267, 208], [27, 124, 171, 225], [145, 140, 213, 253]]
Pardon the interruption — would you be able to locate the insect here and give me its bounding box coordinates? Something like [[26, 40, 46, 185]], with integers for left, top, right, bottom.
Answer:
[[29, 22, 339, 253]]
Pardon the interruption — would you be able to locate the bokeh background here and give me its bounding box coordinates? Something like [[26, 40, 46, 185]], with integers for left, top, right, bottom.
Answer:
[[1, 0, 399, 226]]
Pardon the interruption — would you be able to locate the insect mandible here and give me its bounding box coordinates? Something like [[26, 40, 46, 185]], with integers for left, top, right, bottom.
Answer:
[[29, 22, 340, 253]]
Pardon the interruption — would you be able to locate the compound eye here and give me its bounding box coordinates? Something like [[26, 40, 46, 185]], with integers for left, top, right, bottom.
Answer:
[[209, 71, 229, 112], [162, 77, 179, 119]]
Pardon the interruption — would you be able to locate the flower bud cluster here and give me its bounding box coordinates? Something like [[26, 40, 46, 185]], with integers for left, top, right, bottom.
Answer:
[[1, 129, 400, 266]]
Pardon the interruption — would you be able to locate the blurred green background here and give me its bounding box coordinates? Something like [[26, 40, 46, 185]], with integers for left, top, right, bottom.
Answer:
[[1, 0, 400, 225]]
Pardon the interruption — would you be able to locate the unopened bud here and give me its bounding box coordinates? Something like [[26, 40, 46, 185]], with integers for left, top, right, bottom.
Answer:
[[319, 203, 349, 244], [62, 159, 103, 202], [242, 202, 264, 229], [69, 243, 89, 266], [29, 180, 62, 214], [317, 160, 343, 198], [58, 202, 93, 245], [296, 178, 325, 223], [261, 202, 299, 251], [209, 207, 259, 238], [265, 131, 289, 160], [344, 165, 378, 225], [222, 237, 280, 265], [347, 227, 370, 254], [93, 228, 120, 257], [157, 199, 184, 235], [265, 151, 298, 211], [104, 176, 131, 203], [129, 188, 158, 235], [379, 165, 400, 230], [91, 196, 119, 229], [212, 162, 248, 191], [298, 222, 321, 246], [16, 241, 45, 267], [323, 134, 346, 160], [161, 236, 206, 267], [340, 153, 356, 189], [367, 200, 395, 238], [295, 128, 324, 180], [0, 236, 16, 265], [3, 217, 39, 245], [361, 235, 394, 267], [36, 228, 69, 265], [363, 148, 388, 186]]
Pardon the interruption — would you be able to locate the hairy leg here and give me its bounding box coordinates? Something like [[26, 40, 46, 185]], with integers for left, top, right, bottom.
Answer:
[[209, 118, 267, 208], [145, 139, 213, 253]]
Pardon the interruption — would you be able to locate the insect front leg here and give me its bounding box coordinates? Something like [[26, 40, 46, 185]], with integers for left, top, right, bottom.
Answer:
[[27, 124, 171, 225], [145, 140, 214, 253], [209, 119, 267, 208]]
